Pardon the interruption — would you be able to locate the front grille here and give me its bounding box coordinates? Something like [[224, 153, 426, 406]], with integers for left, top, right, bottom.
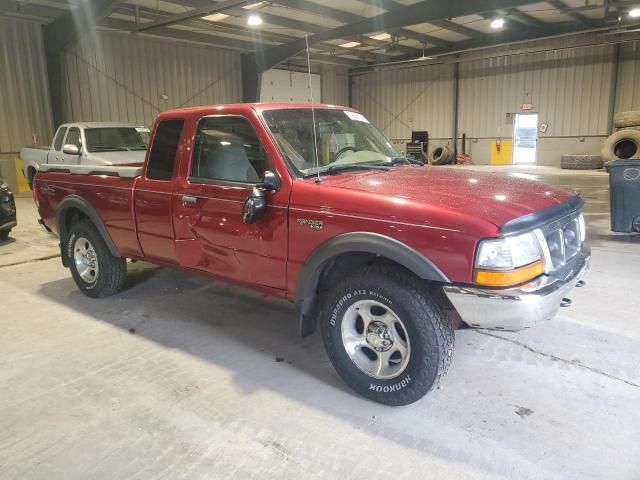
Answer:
[[540, 211, 582, 270]]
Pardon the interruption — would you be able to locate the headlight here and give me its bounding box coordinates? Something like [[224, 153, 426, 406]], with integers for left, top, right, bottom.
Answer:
[[474, 232, 545, 287], [578, 213, 586, 243]]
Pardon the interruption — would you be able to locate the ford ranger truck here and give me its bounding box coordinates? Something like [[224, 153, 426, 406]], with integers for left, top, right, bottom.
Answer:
[[21, 122, 150, 189], [34, 104, 590, 406]]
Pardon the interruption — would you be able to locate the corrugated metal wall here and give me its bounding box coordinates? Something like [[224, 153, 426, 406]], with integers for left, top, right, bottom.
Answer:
[[458, 44, 615, 137], [615, 41, 640, 112], [352, 63, 455, 140], [352, 43, 616, 141], [60, 30, 242, 127], [0, 17, 53, 152], [321, 67, 349, 106]]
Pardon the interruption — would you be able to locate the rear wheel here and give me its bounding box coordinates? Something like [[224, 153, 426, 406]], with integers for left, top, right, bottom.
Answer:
[[321, 265, 454, 406], [66, 220, 126, 298]]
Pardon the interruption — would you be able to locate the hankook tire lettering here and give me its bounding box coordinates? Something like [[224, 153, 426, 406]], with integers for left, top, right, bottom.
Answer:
[[369, 375, 412, 392]]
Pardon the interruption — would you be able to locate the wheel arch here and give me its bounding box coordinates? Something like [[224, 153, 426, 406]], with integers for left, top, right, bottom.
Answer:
[[296, 232, 449, 337], [57, 195, 120, 266]]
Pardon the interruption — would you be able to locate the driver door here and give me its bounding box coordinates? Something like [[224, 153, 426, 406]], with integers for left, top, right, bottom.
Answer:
[[172, 115, 288, 290]]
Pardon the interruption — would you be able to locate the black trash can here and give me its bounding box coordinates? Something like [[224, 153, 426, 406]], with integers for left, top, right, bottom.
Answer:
[[605, 159, 640, 233]]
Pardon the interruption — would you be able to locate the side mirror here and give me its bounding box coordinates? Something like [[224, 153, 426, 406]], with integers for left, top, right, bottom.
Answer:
[[242, 187, 266, 224], [258, 170, 280, 192], [62, 144, 80, 155]]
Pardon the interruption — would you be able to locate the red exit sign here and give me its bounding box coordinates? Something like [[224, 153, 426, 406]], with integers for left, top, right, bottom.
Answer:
[[521, 103, 533, 110]]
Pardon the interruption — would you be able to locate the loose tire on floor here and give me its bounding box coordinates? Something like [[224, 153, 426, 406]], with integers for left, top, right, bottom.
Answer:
[[429, 146, 453, 165], [601, 130, 640, 161], [560, 154, 604, 170], [65, 220, 127, 298], [320, 265, 454, 406], [613, 110, 640, 129]]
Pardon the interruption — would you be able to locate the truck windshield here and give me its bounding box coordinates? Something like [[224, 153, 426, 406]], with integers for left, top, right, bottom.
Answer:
[[85, 128, 148, 152], [262, 108, 401, 177]]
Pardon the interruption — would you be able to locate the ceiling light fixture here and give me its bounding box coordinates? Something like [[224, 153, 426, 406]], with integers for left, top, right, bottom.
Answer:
[[490, 17, 505, 29], [339, 41, 361, 48], [202, 13, 229, 21], [247, 14, 263, 26], [243, 2, 263, 9], [369, 32, 391, 41], [630, 8, 640, 17]]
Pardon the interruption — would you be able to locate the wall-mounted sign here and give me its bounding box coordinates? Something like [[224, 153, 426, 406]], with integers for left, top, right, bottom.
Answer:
[[539, 123, 548, 133], [521, 103, 533, 111]]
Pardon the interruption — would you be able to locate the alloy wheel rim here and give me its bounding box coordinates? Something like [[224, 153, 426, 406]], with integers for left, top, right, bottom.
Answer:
[[74, 236, 99, 284], [340, 299, 411, 380]]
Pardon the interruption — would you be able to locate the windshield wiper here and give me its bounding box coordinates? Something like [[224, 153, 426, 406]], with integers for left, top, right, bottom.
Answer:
[[385, 156, 424, 166], [303, 164, 390, 178]]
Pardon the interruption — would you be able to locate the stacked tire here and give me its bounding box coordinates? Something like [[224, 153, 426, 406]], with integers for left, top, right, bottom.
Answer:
[[560, 154, 603, 170], [429, 145, 454, 165], [601, 110, 640, 162]]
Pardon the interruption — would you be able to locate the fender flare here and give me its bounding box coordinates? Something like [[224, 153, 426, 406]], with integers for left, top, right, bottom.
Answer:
[[56, 195, 121, 264], [295, 232, 449, 336]]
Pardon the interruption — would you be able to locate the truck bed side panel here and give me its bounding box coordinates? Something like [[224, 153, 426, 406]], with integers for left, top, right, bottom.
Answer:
[[37, 172, 142, 258]]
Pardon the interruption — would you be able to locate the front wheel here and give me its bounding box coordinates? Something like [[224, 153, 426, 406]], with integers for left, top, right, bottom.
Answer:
[[66, 220, 127, 298], [0, 229, 10, 241], [321, 266, 454, 406]]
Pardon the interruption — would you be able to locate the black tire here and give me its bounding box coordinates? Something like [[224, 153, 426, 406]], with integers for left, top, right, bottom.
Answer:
[[0, 229, 10, 241], [320, 265, 454, 406], [601, 130, 640, 161], [430, 146, 453, 166], [613, 110, 640, 129], [560, 154, 604, 170], [65, 220, 127, 298]]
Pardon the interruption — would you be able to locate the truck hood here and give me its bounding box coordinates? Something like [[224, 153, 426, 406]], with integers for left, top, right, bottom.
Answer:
[[85, 150, 146, 165], [314, 165, 575, 229]]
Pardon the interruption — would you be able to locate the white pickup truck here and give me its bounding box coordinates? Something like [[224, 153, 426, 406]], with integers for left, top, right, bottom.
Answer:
[[21, 122, 150, 189]]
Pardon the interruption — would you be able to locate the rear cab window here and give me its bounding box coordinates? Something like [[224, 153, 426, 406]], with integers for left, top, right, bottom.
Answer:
[[53, 127, 68, 151], [146, 119, 184, 181]]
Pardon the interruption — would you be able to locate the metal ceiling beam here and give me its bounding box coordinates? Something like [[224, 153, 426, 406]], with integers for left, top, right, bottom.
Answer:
[[274, 0, 450, 48], [258, 0, 545, 71], [0, 0, 66, 20], [398, 18, 612, 60], [502, 7, 544, 27], [548, 0, 597, 26], [132, 0, 250, 32], [110, 4, 386, 62], [428, 19, 487, 39], [102, 17, 258, 50]]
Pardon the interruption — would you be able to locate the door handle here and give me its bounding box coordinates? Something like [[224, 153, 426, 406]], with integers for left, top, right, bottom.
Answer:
[[181, 195, 199, 205]]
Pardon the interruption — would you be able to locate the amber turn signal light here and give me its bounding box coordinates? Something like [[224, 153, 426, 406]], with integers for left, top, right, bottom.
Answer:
[[474, 260, 545, 287]]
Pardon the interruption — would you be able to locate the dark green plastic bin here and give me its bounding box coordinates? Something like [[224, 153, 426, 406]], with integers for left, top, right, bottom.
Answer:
[[605, 159, 640, 233]]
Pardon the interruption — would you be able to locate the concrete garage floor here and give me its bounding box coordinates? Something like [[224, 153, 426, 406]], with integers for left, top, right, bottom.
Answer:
[[1, 167, 639, 479]]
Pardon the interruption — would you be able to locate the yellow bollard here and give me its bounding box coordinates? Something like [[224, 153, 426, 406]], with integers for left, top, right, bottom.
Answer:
[[14, 156, 31, 193]]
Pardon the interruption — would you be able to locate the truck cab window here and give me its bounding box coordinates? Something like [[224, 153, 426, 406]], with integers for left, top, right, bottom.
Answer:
[[53, 127, 68, 151], [146, 119, 184, 181], [65, 128, 81, 148], [191, 116, 267, 183]]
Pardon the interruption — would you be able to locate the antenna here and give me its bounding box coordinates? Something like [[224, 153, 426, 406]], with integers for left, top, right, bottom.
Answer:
[[305, 34, 321, 184]]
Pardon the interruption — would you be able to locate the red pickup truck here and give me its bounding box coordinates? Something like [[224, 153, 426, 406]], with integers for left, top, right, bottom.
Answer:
[[35, 103, 590, 405]]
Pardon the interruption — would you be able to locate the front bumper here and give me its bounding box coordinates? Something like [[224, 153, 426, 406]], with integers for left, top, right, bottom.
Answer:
[[443, 246, 590, 331], [0, 218, 17, 231]]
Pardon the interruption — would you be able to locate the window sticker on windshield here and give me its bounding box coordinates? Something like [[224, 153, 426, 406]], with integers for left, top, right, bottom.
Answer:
[[344, 111, 369, 123], [136, 127, 151, 133]]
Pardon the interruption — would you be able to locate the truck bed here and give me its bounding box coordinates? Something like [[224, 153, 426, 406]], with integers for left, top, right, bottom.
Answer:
[[36, 169, 143, 259]]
